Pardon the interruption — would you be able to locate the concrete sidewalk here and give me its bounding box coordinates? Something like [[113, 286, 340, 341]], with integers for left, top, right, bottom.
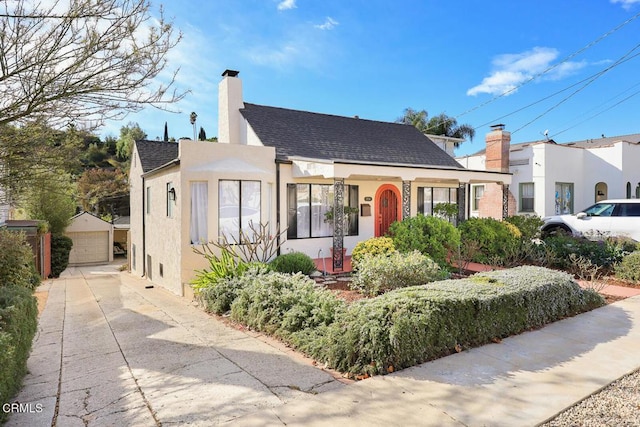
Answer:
[[6, 265, 640, 426]]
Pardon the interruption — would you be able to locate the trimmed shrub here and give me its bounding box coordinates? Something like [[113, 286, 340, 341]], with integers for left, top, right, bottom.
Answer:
[[0, 285, 38, 422], [458, 217, 521, 265], [195, 266, 270, 314], [615, 251, 640, 282], [51, 233, 73, 278], [269, 252, 316, 275], [229, 271, 345, 353], [351, 237, 396, 269], [0, 229, 37, 288], [505, 215, 544, 241], [350, 250, 448, 296], [318, 266, 603, 376], [389, 215, 460, 268]]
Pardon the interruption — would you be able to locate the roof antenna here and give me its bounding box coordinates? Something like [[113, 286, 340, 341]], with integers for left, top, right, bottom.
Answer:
[[542, 129, 549, 141]]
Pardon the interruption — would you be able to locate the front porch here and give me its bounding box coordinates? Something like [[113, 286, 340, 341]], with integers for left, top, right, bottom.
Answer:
[[313, 255, 353, 275]]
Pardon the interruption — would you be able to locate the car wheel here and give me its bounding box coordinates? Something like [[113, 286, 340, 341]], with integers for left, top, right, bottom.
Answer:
[[542, 225, 571, 238]]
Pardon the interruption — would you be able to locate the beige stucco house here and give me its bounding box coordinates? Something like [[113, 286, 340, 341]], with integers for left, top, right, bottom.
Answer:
[[129, 70, 512, 296]]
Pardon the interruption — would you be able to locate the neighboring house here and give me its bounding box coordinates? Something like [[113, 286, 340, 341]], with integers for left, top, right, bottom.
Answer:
[[458, 134, 640, 218], [65, 211, 114, 265], [129, 70, 512, 296]]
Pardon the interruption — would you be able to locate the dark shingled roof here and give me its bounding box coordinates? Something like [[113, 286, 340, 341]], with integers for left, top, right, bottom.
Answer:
[[136, 140, 179, 173], [240, 103, 464, 169]]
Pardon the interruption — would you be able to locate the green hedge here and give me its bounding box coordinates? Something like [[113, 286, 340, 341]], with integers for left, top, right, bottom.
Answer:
[[197, 266, 604, 379], [318, 266, 604, 376], [0, 229, 38, 289], [0, 285, 38, 423], [269, 252, 316, 275], [51, 233, 73, 278]]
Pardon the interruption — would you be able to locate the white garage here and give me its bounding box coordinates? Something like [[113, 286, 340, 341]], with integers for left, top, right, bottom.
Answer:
[[65, 212, 114, 265]]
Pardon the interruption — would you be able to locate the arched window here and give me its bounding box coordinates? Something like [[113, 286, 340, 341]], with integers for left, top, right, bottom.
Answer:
[[595, 182, 607, 202], [627, 182, 632, 199], [636, 183, 640, 199]]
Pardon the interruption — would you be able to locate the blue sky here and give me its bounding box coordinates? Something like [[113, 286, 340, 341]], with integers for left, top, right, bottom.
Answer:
[[101, 0, 640, 156]]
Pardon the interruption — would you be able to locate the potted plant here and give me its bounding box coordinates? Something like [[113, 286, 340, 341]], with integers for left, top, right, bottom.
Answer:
[[324, 205, 359, 231]]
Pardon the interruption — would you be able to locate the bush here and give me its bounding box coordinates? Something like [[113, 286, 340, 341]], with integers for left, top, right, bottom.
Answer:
[[0, 285, 38, 422], [615, 251, 640, 282], [229, 271, 345, 353], [0, 229, 38, 288], [351, 237, 396, 269], [389, 215, 460, 268], [458, 217, 521, 265], [350, 250, 448, 296], [51, 233, 73, 278], [542, 234, 633, 270], [191, 248, 267, 295], [195, 266, 270, 314], [269, 252, 316, 275], [505, 215, 544, 241], [318, 266, 603, 376]]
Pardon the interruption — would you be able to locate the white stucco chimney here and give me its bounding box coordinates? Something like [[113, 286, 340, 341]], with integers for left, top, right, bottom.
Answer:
[[218, 69, 244, 144]]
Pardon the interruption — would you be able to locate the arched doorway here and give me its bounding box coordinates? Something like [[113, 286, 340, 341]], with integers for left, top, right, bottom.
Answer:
[[595, 182, 607, 202], [375, 184, 401, 237]]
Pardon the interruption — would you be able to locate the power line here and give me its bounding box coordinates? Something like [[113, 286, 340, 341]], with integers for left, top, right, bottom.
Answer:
[[453, 9, 640, 123], [511, 42, 640, 134]]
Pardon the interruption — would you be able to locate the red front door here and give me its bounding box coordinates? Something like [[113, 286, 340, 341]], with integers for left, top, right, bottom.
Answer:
[[376, 188, 399, 236]]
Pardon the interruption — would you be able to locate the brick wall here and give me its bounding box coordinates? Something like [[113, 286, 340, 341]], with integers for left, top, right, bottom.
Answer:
[[478, 184, 516, 219]]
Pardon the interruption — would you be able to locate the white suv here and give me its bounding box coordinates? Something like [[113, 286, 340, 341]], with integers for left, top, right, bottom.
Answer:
[[541, 199, 640, 242]]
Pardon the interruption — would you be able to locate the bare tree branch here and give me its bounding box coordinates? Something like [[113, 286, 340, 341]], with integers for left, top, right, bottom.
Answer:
[[0, 0, 186, 130]]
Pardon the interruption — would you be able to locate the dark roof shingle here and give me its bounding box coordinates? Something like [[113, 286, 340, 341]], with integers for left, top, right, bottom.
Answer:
[[135, 140, 179, 173], [240, 103, 463, 169]]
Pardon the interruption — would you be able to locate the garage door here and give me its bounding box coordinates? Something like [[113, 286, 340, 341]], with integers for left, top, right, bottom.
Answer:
[[67, 231, 110, 265]]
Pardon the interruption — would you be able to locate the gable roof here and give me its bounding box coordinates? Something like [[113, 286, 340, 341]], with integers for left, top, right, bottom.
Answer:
[[135, 140, 179, 173], [240, 103, 464, 169]]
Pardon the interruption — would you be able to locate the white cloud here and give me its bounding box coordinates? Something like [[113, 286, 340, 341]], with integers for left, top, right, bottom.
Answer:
[[467, 47, 585, 96], [277, 0, 296, 11], [611, 0, 640, 9], [314, 17, 339, 30]]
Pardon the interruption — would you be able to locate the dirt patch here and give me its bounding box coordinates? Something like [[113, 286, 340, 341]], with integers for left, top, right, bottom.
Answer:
[[323, 281, 366, 303], [35, 290, 48, 315]]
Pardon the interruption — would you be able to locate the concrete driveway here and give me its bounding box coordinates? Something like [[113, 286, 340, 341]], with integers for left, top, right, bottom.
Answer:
[[6, 263, 640, 426], [6, 263, 344, 426]]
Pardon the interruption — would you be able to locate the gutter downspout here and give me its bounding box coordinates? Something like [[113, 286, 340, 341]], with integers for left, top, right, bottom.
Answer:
[[276, 161, 281, 256], [141, 176, 146, 277]]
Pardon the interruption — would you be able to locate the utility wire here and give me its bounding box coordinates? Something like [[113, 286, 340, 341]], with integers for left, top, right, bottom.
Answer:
[[511, 42, 640, 134], [474, 48, 640, 131], [551, 81, 640, 138], [454, 10, 640, 121]]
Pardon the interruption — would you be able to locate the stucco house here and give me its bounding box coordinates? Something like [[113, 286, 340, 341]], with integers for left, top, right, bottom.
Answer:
[[129, 70, 512, 296], [458, 134, 640, 218]]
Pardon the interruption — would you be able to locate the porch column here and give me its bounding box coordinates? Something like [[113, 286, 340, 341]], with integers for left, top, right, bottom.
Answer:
[[502, 184, 510, 219], [332, 178, 345, 271], [402, 181, 411, 219], [457, 182, 467, 224]]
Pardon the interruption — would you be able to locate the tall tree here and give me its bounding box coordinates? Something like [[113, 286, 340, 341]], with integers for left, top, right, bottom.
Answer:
[[21, 171, 76, 234], [77, 168, 129, 216], [398, 108, 475, 141], [198, 127, 207, 141], [0, 0, 186, 129], [116, 122, 147, 160], [164, 122, 169, 142], [0, 122, 82, 205]]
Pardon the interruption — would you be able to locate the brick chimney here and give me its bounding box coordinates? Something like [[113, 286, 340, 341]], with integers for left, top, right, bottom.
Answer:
[[485, 124, 510, 172], [218, 69, 243, 144]]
